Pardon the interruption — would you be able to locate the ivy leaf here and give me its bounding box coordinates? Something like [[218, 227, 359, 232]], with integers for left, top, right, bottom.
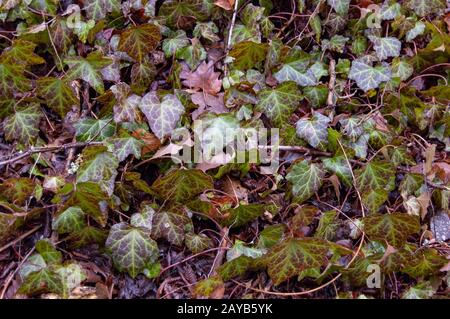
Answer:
[[327, 0, 350, 15], [402, 248, 447, 278], [362, 189, 389, 214], [379, 2, 401, 20], [274, 64, 317, 86], [106, 223, 159, 278], [303, 85, 328, 108], [131, 58, 157, 95], [368, 36, 402, 60], [348, 58, 391, 91], [322, 156, 352, 187], [355, 161, 395, 193], [218, 255, 260, 281], [405, 0, 446, 17], [406, 21, 425, 42], [1, 39, 45, 66], [67, 226, 108, 248], [35, 239, 62, 264], [76, 146, 119, 196], [64, 51, 112, 94], [222, 204, 268, 228], [315, 211, 339, 241], [83, 0, 120, 20], [257, 224, 285, 249], [151, 169, 213, 203], [322, 35, 349, 53], [61, 182, 109, 227], [162, 30, 189, 57], [52, 207, 86, 235], [118, 24, 161, 62], [3, 104, 42, 145], [0, 177, 36, 206], [402, 282, 436, 299], [0, 60, 32, 97], [229, 41, 268, 70], [265, 238, 339, 285], [110, 83, 142, 123], [74, 117, 115, 142], [37, 77, 79, 118], [193, 22, 220, 42], [185, 233, 212, 253], [139, 92, 185, 139], [295, 112, 330, 150], [107, 135, 144, 162], [256, 81, 301, 126], [18, 267, 65, 297], [151, 211, 193, 246], [391, 58, 413, 81], [286, 160, 325, 203], [362, 213, 420, 247], [158, 0, 207, 28]]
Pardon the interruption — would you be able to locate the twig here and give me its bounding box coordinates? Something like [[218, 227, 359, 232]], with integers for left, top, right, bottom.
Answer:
[[327, 58, 336, 107], [208, 227, 230, 276], [0, 141, 102, 167], [0, 247, 35, 299], [223, 0, 240, 77], [0, 225, 42, 254]]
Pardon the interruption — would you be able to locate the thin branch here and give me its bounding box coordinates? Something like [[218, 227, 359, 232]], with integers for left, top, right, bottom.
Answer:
[[0, 141, 102, 167]]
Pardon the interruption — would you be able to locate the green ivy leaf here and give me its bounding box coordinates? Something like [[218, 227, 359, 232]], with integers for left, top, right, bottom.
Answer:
[[222, 204, 268, 228], [391, 58, 413, 81], [139, 92, 185, 139], [218, 255, 258, 281], [74, 117, 115, 142], [106, 222, 159, 278], [405, 0, 446, 17], [110, 82, 142, 123], [3, 104, 42, 145], [349, 58, 391, 91], [256, 81, 301, 126], [286, 160, 325, 203], [162, 30, 189, 57], [327, 0, 350, 15], [257, 224, 285, 249], [0, 177, 36, 206], [35, 239, 62, 264], [76, 146, 119, 196], [362, 213, 420, 247], [64, 51, 112, 94], [362, 189, 389, 214], [265, 238, 344, 285], [303, 85, 328, 108], [229, 41, 268, 70], [402, 248, 447, 278], [52, 207, 86, 235], [355, 161, 395, 193], [83, 0, 121, 20], [150, 210, 193, 245], [37, 77, 79, 118], [131, 58, 156, 95], [1, 39, 45, 66], [368, 36, 402, 61], [402, 281, 436, 299], [107, 135, 144, 162], [60, 182, 109, 227], [67, 226, 108, 248], [322, 156, 352, 187], [118, 24, 161, 62], [151, 169, 213, 203], [0, 60, 31, 97], [185, 233, 212, 253], [295, 112, 330, 150], [158, 0, 207, 28]]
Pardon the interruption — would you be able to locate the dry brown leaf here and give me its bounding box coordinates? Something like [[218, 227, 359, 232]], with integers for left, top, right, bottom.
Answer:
[[214, 0, 235, 11], [181, 61, 222, 95], [132, 128, 161, 155]]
